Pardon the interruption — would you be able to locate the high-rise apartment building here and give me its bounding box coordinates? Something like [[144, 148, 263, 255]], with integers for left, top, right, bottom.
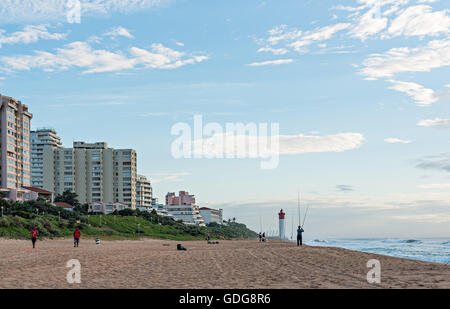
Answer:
[[30, 128, 63, 188], [0, 94, 32, 190], [136, 175, 152, 208], [42, 141, 137, 208]]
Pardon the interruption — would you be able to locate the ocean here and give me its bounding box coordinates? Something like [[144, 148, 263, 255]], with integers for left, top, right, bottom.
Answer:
[[296, 238, 450, 264]]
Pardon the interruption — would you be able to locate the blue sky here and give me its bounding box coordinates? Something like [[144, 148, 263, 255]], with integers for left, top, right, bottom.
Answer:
[[0, 0, 449, 238]]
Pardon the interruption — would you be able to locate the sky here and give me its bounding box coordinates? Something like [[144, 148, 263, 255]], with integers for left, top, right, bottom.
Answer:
[[0, 0, 449, 238]]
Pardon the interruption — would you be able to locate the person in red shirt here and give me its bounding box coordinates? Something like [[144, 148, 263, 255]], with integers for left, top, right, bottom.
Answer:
[[31, 226, 38, 249], [73, 228, 81, 247]]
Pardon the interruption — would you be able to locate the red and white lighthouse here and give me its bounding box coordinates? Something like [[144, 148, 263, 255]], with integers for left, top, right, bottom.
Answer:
[[278, 209, 285, 240]]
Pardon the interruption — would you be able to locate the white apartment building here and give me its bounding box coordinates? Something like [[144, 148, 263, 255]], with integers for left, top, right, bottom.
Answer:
[[165, 191, 205, 226], [41, 141, 138, 209], [31, 128, 63, 188], [165, 203, 206, 226], [199, 207, 223, 225], [0, 94, 32, 191], [136, 174, 152, 208]]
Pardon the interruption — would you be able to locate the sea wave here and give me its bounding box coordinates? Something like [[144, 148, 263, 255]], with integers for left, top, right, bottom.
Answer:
[[313, 239, 327, 243]]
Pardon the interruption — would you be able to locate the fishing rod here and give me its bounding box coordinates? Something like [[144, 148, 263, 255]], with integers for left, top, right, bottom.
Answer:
[[302, 205, 310, 228], [298, 191, 301, 227]]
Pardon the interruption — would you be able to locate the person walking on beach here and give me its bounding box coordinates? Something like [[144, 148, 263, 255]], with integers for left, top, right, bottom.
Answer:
[[297, 225, 304, 246], [73, 227, 81, 247], [258, 232, 262, 242], [262, 232, 266, 242], [31, 226, 38, 249]]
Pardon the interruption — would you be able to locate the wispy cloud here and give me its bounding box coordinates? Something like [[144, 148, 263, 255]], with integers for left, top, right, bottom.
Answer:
[[191, 132, 364, 157], [420, 183, 450, 189], [348, 6, 388, 41], [359, 39, 450, 80], [384, 137, 411, 144], [104, 26, 134, 39], [387, 79, 438, 106], [151, 172, 191, 184], [0, 24, 66, 47], [257, 46, 288, 55], [246, 59, 294, 67], [384, 5, 450, 38], [415, 154, 450, 173], [336, 185, 354, 192], [1, 41, 208, 74], [417, 118, 450, 128], [0, 0, 173, 24]]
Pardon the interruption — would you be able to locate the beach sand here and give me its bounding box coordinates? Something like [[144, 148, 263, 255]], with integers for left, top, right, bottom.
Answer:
[[0, 238, 449, 289]]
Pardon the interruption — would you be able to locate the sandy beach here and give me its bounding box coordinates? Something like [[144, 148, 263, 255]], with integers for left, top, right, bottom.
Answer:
[[0, 238, 448, 289]]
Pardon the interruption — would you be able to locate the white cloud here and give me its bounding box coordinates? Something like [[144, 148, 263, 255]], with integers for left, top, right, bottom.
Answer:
[[151, 172, 190, 184], [246, 59, 294, 67], [417, 118, 450, 128], [385, 5, 450, 38], [257, 47, 288, 55], [0, 24, 66, 47], [104, 26, 134, 39], [130, 43, 208, 69], [266, 25, 302, 45], [1, 41, 208, 73], [192, 132, 364, 157], [277, 132, 364, 154], [348, 6, 388, 41], [289, 23, 351, 52], [175, 41, 184, 47], [388, 79, 438, 106], [420, 183, 450, 189], [0, 0, 172, 24], [384, 137, 411, 144], [359, 39, 450, 79]]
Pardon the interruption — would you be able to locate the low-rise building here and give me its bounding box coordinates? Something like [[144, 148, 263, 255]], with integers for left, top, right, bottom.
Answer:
[[199, 207, 223, 225], [1, 186, 53, 203], [88, 202, 131, 214], [53, 202, 74, 211], [22, 186, 53, 202], [164, 191, 205, 226]]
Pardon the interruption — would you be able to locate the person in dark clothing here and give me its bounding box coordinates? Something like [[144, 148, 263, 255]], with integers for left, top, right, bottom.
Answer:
[[262, 232, 266, 242], [73, 228, 81, 247], [258, 232, 262, 242], [31, 226, 38, 249], [297, 226, 304, 246]]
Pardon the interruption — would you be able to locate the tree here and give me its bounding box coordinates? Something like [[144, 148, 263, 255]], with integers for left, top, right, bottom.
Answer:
[[54, 190, 80, 207]]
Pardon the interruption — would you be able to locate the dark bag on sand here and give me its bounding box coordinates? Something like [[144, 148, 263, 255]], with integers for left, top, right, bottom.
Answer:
[[177, 244, 187, 251]]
